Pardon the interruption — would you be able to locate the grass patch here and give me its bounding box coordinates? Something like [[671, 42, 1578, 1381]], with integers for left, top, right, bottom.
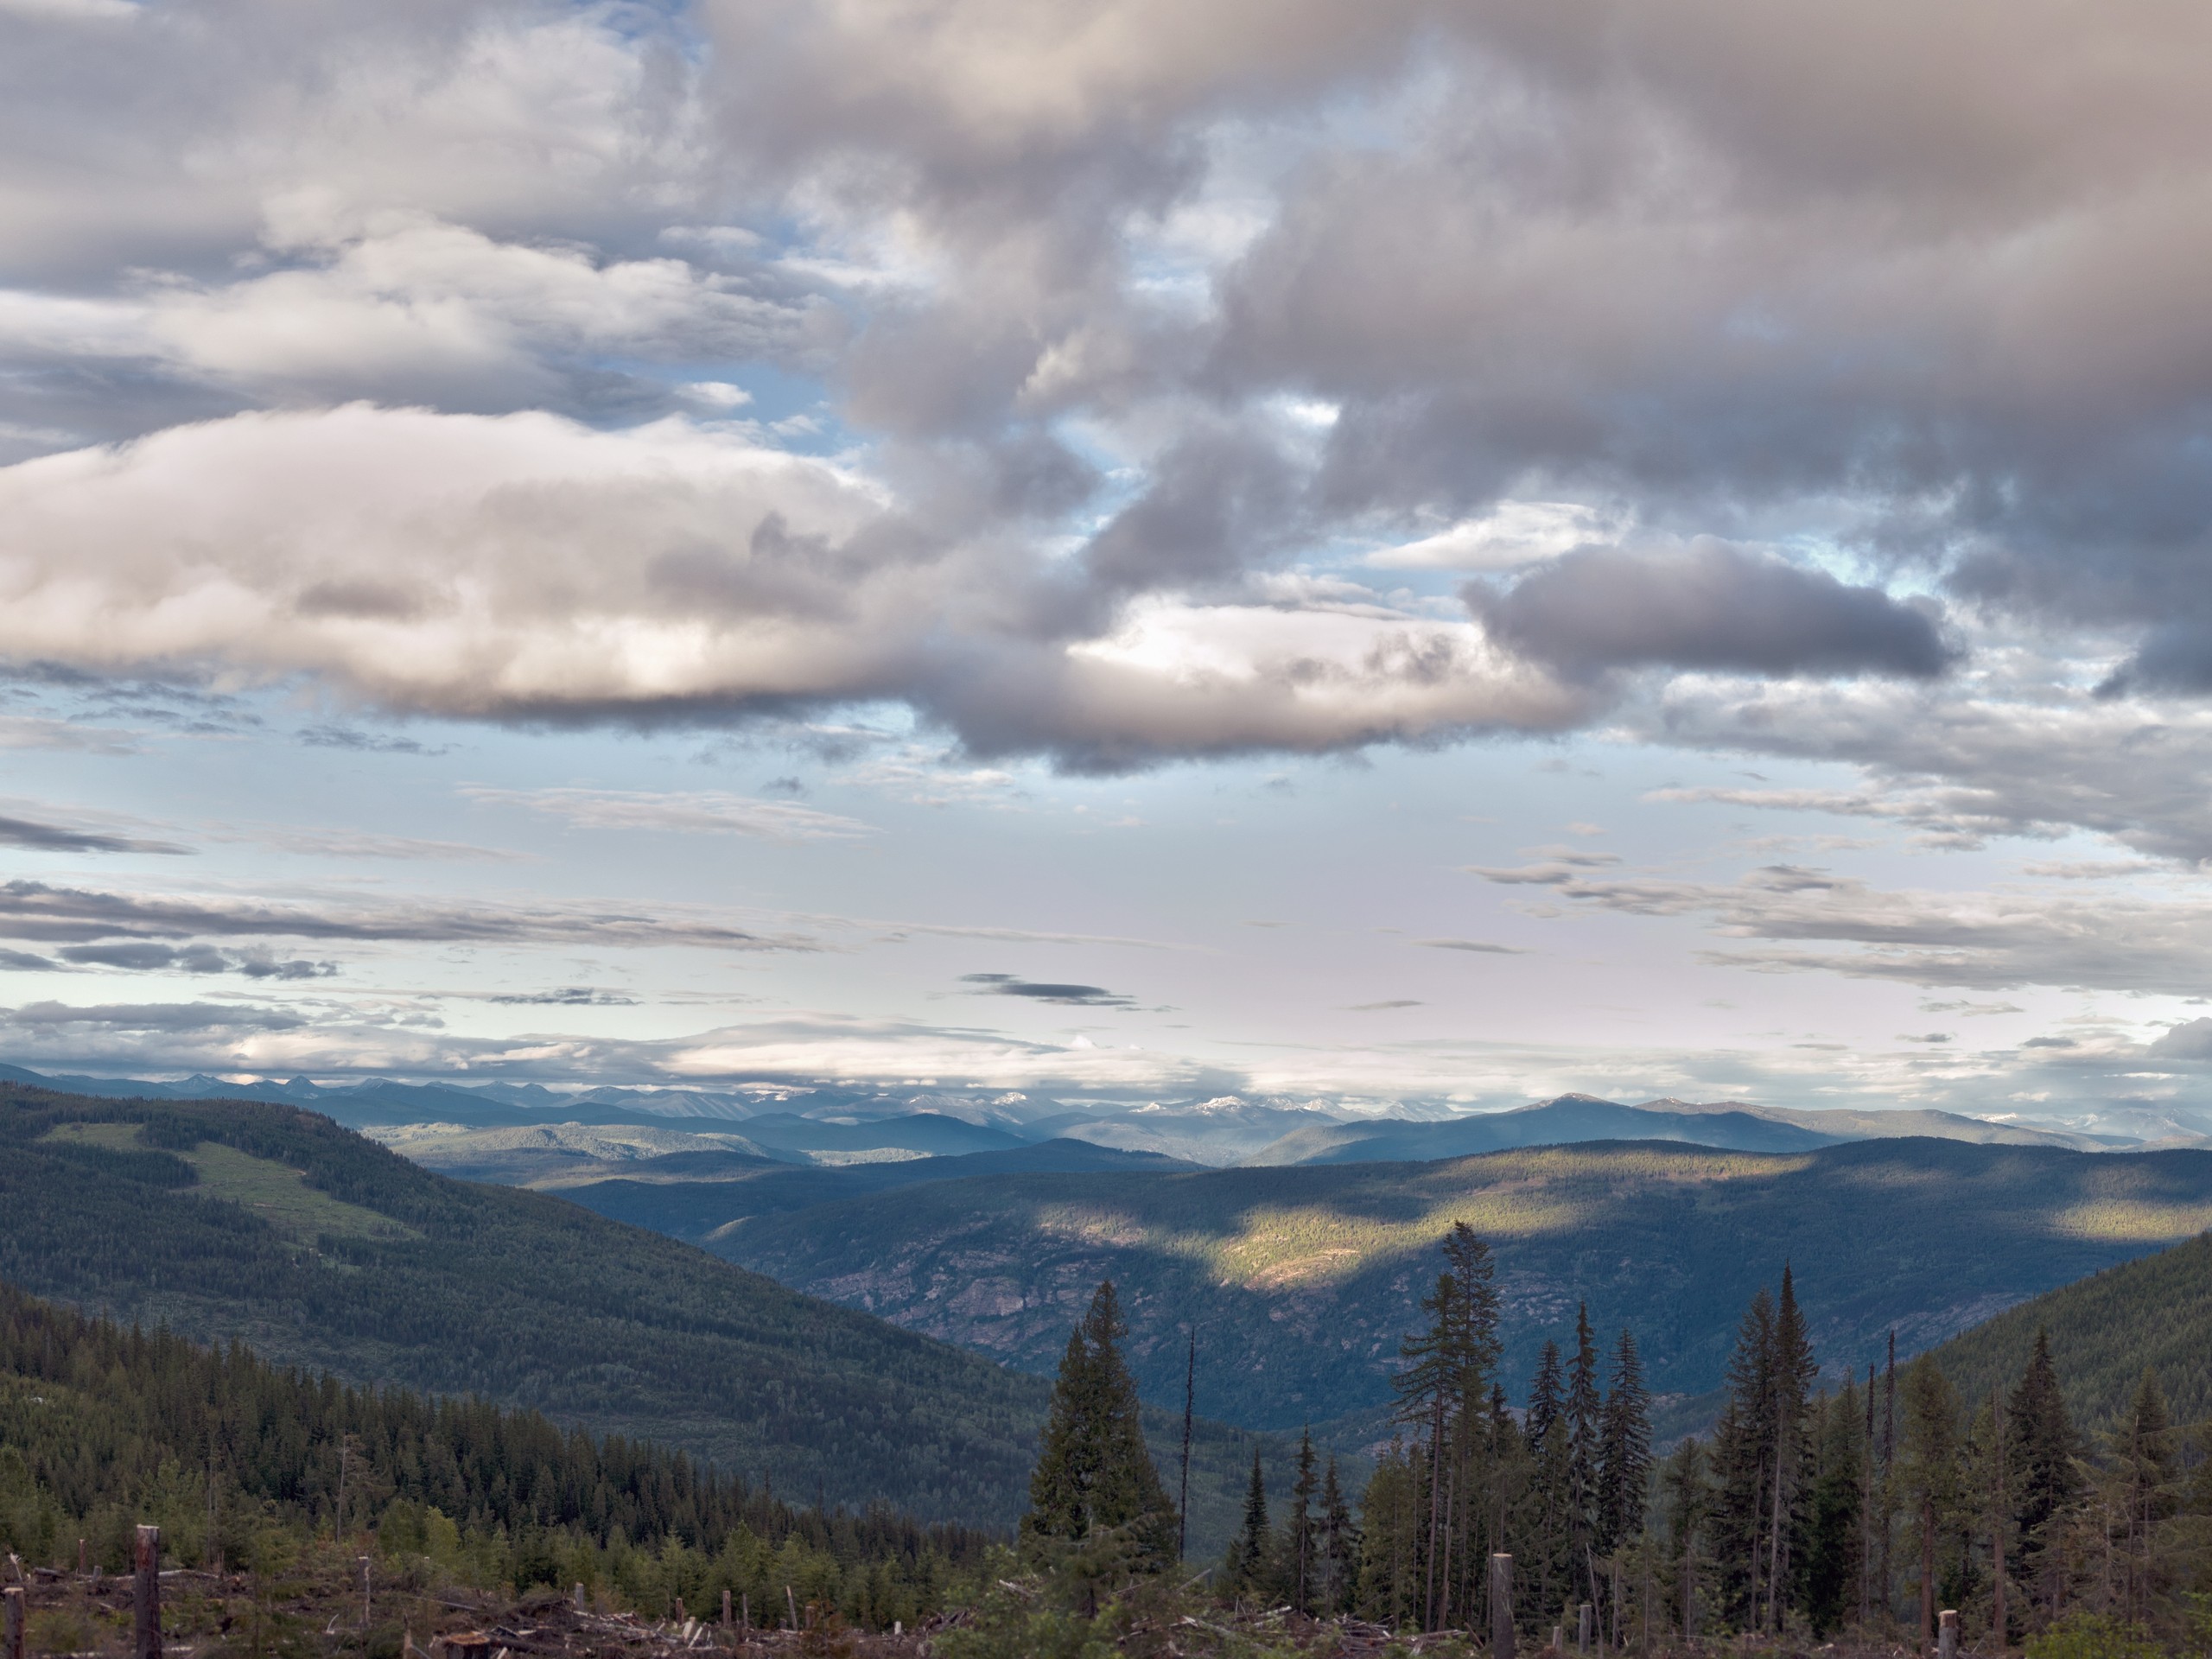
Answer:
[[43, 1122, 420, 1243]]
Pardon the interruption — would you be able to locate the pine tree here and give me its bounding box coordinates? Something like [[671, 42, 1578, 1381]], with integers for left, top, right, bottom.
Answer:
[[1021, 1281, 1177, 1568], [1802, 1383, 1867, 1637], [2006, 1327, 2077, 1618], [1898, 1357, 1961, 1654], [1661, 1436, 1707, 1639], [1711, 1287, 1777, 1630], [1598, 1328, 1652, 1554], [1764, 1265, 1817, 1631], [1287, 1427, 1319, 1614], [1321, 1454, 1359, 1617], [1567, 1305, 1604, 1563], [1357, 1440, 1420, 1627], [1527, 1339, 1573, 1626], [2104, 1370, 2175, 1624], [1223, 1447, 1274, 1604]]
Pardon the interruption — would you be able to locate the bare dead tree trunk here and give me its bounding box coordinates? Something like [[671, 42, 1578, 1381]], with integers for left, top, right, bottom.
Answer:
[[133, 1525, 161, 1659]]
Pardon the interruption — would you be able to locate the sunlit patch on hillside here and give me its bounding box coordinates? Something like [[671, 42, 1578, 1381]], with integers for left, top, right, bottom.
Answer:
[[2050, 1200, 2212, 1242]]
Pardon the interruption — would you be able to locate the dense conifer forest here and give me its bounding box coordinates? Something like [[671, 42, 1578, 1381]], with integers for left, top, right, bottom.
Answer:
[[1930, 1231, 2212, 1433], [0, 1280, 991, 1631]]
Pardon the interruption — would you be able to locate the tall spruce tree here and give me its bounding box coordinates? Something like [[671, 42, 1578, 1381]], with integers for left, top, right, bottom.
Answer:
[[1712, 1286, 1777, 1629], [1764, 1266, 1817, 1631], [1022, 1280, 1177, 1568], [1802, 1382, 1867, 1637], [1224, 1447, 1275, 1604], [2006, 1327, 2077, 1618], [1598, 1327, 1653, 1554], [1320, 1453, 1360, 1617], [2105, 1369, 2175, 1623], [1897, 1357, 1961, 1654], [1567, 1304, 1605, 1566], [1527, 1338, 1574, 1626], [1662, 1436, 1708, 1638], [1287, 1427, 1319, 1615]]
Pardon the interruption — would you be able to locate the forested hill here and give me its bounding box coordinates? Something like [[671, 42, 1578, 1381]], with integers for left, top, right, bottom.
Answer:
[[1929, 1228, 2212, 1430], [0, 1084, 1273, 1540], [0, 1277, 992, 1613], [708, 1137, 2212, 1433]]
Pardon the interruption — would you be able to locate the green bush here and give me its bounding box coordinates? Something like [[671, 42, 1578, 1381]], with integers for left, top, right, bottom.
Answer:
[[2024, 1611, 2166, 1659]]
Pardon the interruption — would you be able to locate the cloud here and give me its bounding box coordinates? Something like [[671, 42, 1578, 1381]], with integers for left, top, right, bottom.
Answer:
[[961, 972, 1137, 1007], [463, 785, 876, 842], [4, 999, 309, 1033], [1469, 856, 2212, 995], [1347, 999, 1423, 1010], [0, 877, 814, 953], [1632, 678, 2212, 864], [1414, 938, 1529, 955], [0, 808, 189, 855], [1364, 502, 1624, 572], [1467, 541, 1956, 682], [484, 987, 640, 1006], [51, 941, 339, 978]]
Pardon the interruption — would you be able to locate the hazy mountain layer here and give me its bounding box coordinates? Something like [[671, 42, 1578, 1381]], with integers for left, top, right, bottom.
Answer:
[[705, 1139, 2212, 1433]]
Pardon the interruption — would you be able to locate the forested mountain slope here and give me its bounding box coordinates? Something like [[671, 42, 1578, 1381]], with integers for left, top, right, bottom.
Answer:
[[0, 1084, 1268, 1539], [710, 1138, 2212, 1433], [1929, 1228, 2212, 1430], [0, 1278, 992, 1627]]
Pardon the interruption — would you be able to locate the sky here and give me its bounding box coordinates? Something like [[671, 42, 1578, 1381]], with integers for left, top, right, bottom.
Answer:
[[5, 0, 2212, 1127]]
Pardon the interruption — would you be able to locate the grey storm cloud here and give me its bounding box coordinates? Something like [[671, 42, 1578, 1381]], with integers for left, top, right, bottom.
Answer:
[[1467, 543, 1956, 682]]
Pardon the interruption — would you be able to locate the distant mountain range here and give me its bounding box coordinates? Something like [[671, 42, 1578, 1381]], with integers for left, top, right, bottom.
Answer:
[[0, 1062, 2182, 1169], [1243, 1094, 2126, 1162]]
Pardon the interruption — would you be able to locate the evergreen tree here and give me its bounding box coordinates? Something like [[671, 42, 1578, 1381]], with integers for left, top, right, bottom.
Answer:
[[1763, 1265, 1817, 1631], [1802, 1383, 1867, 1637], [1898, 1357, 1961, 1653], [1021, 1281, 1176, 1568], [1287, 1427, 1319, 1614], [2102, 1370, 2175, 1624], [1661, 1436, 1708, 1639], [1567, 1304, 1604, 1566], [1526, 1338, 1573, 1624], [1223, 1447, 1275, 1604], [1710, 1287, 1777, 1629], [1598, 1327, 1652, 1554], [1319, 1453, 1360, 1617], [1357, 1440, 1420, 1627], [1392, 1224, 1503, 1630], [2006, 1327, 2078, 1617]]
